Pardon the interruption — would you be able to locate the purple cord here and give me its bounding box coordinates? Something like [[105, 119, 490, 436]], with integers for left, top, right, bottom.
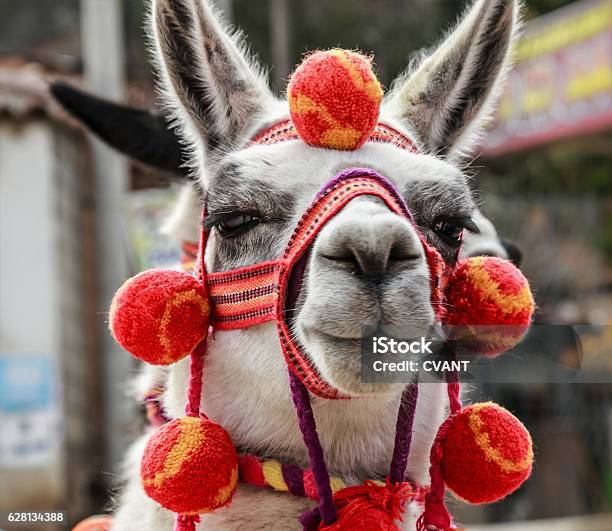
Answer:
[[290, 376, 420, 530], [288, 371, 338, 526], [389, 382, 419, 484]]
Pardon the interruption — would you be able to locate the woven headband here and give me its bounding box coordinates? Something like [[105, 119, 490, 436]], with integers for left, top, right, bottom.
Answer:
[[251, 119, 419, 152]]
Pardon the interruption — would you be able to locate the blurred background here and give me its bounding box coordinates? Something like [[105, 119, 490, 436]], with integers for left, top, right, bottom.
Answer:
[[0, 0, 610, 529]]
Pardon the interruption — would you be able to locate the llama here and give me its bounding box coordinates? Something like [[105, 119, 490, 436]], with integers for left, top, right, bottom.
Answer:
[[76, 0, 526, 529]]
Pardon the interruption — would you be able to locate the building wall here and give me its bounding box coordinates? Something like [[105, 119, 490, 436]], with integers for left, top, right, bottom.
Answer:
[[0, 121, 64, 513], [0, 118, 100, 527]]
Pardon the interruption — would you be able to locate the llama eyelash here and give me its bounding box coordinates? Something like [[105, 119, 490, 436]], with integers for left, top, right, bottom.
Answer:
[[207, 174, 296, 226], [204, 210, 288, 231], [438, 215, 480, 234]]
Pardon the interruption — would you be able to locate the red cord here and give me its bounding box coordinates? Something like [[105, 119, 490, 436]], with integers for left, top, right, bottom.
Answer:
[[447, 381, 461, 415], [183, 212, 211, 419], [416, 381, 462, 530], [185, 339, 207, 418]]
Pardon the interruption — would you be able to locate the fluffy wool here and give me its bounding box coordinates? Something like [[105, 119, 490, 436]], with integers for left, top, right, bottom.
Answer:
[[141, 417, 238, 514], [288, 50, 383, 150], [440, 402, 533, 504], [443, 256, 534, 356], [109, 270, 209, 365]]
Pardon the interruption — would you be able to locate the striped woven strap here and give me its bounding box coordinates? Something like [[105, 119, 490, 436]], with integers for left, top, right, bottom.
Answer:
[[238, 454, 428, 503], [252, 119, 419, 153], [276, 171, 418, 399], [208, 261, 282, 329]]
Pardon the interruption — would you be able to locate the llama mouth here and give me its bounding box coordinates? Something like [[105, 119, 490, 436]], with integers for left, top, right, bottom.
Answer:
[[303, 328, 363, 342]]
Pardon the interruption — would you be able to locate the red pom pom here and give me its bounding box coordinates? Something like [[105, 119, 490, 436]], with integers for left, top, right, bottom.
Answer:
[[440, 402, 533, 504], [109, 270, 209, 365], [288, 49, 383, 150], [443, 256, 535, 356], [141, 417, 238, 514]]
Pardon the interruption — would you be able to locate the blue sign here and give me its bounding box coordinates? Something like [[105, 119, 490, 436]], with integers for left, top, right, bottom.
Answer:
[[0, 355, 54, 413]]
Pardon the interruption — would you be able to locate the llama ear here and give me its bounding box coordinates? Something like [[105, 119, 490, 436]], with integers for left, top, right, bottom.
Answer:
[[385, 0, 520, 158], [50, 82, 188, 177], [151, 0, 273, 162]]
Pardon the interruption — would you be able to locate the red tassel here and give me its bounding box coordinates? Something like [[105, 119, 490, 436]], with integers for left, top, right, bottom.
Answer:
[[175, 514, 200, 531], [320, 478, 413, 530]]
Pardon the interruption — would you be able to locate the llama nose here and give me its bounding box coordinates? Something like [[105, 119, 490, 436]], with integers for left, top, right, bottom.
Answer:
[[317, 203, 423, 280]]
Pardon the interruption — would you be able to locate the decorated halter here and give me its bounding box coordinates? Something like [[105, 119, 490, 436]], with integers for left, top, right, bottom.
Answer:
[[108, 50, 535, 531]]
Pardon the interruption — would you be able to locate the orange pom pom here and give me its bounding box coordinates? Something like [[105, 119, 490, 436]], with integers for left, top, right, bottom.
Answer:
[[109, 270, 209, 365], [443, 256, 535, 356], [288, 49, 383, 150], [72, 515, 113, 531], [439, 403, 533, 504], [141, 417, 238, 515]]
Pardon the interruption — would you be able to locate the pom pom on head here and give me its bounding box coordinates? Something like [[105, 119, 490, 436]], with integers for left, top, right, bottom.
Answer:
[[109, 269, 209, 365], [443, 256, 535, 356], [141, 417, 238, 514], [439, 402, 533, 504], [288, 49, 383, 150]]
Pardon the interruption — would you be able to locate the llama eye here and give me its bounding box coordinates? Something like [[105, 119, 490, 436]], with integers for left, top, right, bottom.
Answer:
[[434, 219, 464, 244], [216, 213, 261, 237]]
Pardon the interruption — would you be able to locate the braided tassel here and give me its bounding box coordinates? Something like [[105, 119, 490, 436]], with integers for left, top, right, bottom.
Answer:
[[302, 478, 414, 531], [415, 421, 454, 531], [416, 377, 461, 531]]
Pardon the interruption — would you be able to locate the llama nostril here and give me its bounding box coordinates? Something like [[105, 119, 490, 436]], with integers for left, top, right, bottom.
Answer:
[[321, 246, 382, 277], [389, 242, 421, 263], [322, 240, 420, 279]]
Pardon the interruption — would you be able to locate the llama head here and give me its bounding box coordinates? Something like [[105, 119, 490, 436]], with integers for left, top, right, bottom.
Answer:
[[148, 0, 520, 397]]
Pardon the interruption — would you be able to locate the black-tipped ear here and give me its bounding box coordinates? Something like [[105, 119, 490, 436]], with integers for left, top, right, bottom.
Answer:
[[151, 0, 273, 169], [501, 239, 524, 267], [386, 0, 520, 157], [50, 81, 187, 177]]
